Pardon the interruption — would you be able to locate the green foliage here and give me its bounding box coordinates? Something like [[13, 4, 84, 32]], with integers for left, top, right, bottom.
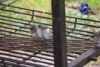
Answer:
[[12, 0, 51, 12], [86, 0, 100, 12], [66, 0, 100, 14], [11, 0, 52, 24]]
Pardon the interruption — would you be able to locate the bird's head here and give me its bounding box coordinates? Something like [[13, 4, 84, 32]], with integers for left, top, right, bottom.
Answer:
[[79, 2, 91, 15], [38, 23, 47, 30], [80, 2, 88, 7]]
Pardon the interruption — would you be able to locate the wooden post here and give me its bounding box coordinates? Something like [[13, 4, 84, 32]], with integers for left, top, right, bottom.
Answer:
[[68, 46, 100, 67], [51, 0, 67, 67]]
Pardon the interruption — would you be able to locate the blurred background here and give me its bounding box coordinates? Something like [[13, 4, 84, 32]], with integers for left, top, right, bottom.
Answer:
[[0, 0, 100, 66]]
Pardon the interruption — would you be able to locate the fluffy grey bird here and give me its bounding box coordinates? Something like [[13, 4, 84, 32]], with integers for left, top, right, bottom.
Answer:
[[91, 31, 100, 44], [29, 23, 52, 39]]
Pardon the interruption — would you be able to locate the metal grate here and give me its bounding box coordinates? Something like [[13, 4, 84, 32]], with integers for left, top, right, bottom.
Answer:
[[0, 3, 100, 67]]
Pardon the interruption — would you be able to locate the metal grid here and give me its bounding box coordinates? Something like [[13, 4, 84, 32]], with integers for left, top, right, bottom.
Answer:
[[0, 3, 100, 67], [0, 36, 97, 67]]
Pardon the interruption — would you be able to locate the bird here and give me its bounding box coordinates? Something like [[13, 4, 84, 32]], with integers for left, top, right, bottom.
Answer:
[[90, 31, 100, 46], [66, 2, 95, 18], [79, 2, 95, 18], [29, 23, 52, 39], [29, 24, 52, 54]]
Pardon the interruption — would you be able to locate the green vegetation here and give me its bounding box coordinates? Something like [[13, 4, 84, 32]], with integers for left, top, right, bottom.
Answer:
[[67, 0, 100, 11], [12, 0, 51, 12], [1, 0, 100, 21]]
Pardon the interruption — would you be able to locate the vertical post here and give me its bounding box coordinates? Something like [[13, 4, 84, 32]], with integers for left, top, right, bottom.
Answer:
[[31, 10, 34, 22], [51, 0, 67, 67]]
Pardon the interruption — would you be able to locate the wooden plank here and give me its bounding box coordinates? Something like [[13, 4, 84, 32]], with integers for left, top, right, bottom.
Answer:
[[68, 44, 100, 67]]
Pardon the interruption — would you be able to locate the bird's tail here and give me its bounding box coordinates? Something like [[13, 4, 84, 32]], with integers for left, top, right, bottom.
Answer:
[[90, 11, 96, 15]]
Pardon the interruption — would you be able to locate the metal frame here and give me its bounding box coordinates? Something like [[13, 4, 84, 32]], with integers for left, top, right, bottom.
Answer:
[[0, 3, 99, 39], [0, 1, 99, 67], [0, 0, 17, 10]]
